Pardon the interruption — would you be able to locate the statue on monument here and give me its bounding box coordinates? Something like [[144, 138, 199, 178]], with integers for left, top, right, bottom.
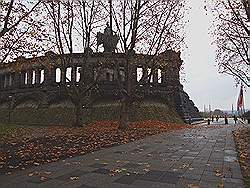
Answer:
[[97, 23, 119, 53]]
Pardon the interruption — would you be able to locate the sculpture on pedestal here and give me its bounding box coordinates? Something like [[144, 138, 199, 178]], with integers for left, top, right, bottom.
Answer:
[[97, 24, 119, 53]]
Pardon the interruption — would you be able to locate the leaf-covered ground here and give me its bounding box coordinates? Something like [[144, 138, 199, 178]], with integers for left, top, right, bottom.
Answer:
[[233, 127, 250, 187], [0, 121, 192, 175]]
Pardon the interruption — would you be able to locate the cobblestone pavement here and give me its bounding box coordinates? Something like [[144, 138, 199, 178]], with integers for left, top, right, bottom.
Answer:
[[0, 122, 248, 188]]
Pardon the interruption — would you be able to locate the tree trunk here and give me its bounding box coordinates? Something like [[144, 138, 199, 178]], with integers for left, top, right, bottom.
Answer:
[[119, 98, 129, 130], [74, 103, 82, 127]]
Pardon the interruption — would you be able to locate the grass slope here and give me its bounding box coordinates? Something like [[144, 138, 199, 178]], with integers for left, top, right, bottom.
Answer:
[[0, 101, 183, 125]]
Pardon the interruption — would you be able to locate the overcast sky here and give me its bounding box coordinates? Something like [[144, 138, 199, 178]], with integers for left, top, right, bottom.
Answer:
[[181, 0, 249, 112]]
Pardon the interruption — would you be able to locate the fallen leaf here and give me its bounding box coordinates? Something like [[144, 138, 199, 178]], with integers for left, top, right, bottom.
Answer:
[[70, 176, 79, 180], [40, 176, 47, 181], [188, 184, 199, 188]]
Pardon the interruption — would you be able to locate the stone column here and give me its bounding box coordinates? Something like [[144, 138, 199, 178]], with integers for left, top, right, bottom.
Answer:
[[4, 74, 8, 88], [0, 74, 3, 89], [9, 73, 13, 87], [61, 67, 66, 84], [27, 70, 32, 86], [50, 67, 56, 84], [153, 69, 158, 84], [0, 74, 5, 89], [71, 66, 76, 84], [13, 72, 21, 88], [161, 68, 167, 86], [35, 69, 41, 85], [131, 65, 137, 85], [20, 71, 25, 87], [44, 68, 51, 86], [84, 62, 93, 84]]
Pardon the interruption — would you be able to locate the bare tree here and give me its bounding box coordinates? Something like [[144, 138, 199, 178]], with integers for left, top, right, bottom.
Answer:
[[44, 0, 106, 126], [100, 0, 186, 129], [209, 0, 250, 87], [1, 0, 186, 128], [0, 0, 51, 64]]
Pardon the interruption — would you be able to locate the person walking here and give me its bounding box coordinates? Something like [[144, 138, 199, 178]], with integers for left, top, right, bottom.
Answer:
[[188, 116, 192, 125], [207, 118, 210, 125], [225, 115, 228, 124], [233, 115, 238, 124], [216, 116, 219, 122]]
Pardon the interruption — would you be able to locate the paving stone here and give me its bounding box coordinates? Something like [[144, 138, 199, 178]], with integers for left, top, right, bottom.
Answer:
[[210, 153, 224, 158], [169, 167, 188, 174], [77, 184, 97, 188], [56, 169, 89, 181], [26, 176, 52, 184], [223, 182, 244, 188], [224, 150, 237, 155], [113, 174, 141, 185], [223, 177, 244, 184], [223, 162, 239, 169], [224, 156, 237, 162], [133, 179, 176, 188], [183, 173, 202, 181], [182, 156, 195, 160], [187, 152, 199, 156], [205, 164, 223, 172], [140, 145, 151, 150], [122, 163, 141, 169], [169, 155, 180, 159], [201, 174, 223, 182], [203, 170, 220, 177], [194, 157, 209, 163], [177, 180, 200, 188], [88, 163, 108, 169], [139, 170, 165, 182], [186, 167, 204, 175], [149, 151, 162, 155], [129, 148, 145, 153], [154, 140, 163, 143], [158, 171, 182, 184], [199, 180, 223, 188], [232, 171, 243, 179], [92, 168, 110, 175]]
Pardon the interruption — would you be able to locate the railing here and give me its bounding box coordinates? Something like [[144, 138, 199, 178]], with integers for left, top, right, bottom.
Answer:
[[184, 117, 205, 124]]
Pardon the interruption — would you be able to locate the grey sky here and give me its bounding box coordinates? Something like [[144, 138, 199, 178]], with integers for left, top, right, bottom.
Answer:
[[181, 0, 249, 111]]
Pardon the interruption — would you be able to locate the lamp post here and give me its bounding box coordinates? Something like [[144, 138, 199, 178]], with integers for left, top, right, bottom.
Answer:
[[8, 95, 12, 123]]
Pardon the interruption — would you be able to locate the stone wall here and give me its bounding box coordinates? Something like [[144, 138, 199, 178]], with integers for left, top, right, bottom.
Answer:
[[0, 50, 200, 123]]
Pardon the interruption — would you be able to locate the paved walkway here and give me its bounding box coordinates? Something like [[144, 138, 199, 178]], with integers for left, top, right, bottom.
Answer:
[[0, 123, 247, 188]]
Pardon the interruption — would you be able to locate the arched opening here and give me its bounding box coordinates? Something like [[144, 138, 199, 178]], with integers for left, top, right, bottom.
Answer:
[[105, 68, 114, 81], [76, 66, 81, 82], [24, 72, 28, 85], [137, 67, 143, 82], [66, 67, 72, 82], [158, 69, 162, 83], [147, 68, 153, 83], [119, 67, 125, 82], [40, 69, 45, 84], [56, 68, 61, 83], [32, 70, 36, 85]]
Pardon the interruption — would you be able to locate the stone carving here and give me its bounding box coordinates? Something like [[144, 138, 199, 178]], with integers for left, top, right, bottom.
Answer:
[[97, 24, 119, 53]]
